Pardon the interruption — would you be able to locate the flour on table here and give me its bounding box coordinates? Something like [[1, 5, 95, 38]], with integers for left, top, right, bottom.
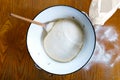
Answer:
[[83, 26, 120, 70]]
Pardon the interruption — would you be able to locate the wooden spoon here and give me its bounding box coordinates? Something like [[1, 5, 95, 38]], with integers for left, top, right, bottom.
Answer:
[[11, 13, 46, 27], [10, 13, 58, 32]]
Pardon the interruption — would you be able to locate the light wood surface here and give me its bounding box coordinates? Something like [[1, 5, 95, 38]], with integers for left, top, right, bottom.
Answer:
[[0, 0, 120, 80]]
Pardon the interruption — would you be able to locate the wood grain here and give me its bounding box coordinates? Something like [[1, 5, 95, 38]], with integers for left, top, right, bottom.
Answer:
[[0, 0, 120, 80]]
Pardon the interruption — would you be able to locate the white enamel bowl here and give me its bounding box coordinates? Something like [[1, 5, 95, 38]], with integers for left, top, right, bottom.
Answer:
[[27, 5, 96, 75]]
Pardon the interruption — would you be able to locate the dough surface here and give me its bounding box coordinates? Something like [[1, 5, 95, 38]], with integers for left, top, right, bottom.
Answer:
[[44, 19, 83, 62]]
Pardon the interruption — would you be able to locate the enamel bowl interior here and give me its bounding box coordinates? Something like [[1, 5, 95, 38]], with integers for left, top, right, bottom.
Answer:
[[27, 6, 96, 75]]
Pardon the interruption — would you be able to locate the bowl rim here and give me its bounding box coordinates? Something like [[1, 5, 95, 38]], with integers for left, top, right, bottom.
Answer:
[[26, 5, 96, 75]]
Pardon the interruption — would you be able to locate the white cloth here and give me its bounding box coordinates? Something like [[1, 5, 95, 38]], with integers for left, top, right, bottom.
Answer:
[[89, 0, 120, 25]]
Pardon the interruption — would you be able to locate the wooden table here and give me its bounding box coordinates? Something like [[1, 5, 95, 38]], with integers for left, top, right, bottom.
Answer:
[[0, 0, 120, 80]]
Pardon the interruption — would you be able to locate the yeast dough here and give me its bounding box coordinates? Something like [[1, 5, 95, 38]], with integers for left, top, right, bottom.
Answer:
[[44, 19, 83, 62]]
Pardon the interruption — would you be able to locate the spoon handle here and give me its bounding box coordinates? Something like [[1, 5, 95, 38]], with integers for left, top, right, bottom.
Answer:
[[11, 13, 45, 27]]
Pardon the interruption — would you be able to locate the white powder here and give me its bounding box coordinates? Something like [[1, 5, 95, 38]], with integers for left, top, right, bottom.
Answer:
[[83, 25, 120, 70]]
